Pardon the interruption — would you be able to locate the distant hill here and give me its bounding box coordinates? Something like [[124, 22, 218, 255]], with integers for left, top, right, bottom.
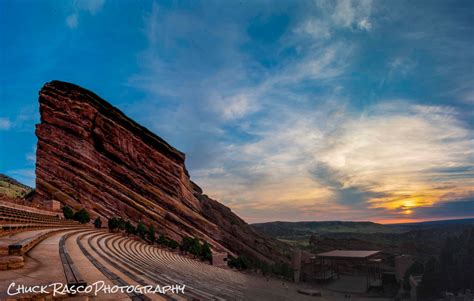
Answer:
[[251, 220, 406, 238], [0, 173, 33, 199], [251, 219, 474, 256], [251, 218, 474, 238], [392, 217, 474, 226]]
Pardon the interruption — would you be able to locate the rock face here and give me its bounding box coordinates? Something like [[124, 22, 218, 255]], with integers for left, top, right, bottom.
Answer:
[[34, 80, 290, 263]]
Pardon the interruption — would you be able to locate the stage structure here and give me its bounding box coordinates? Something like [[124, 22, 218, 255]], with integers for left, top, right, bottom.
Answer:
[[314, 250, 382, 290]]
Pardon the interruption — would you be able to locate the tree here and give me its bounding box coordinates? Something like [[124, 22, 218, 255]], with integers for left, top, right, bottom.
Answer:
[[189, 237, 202, 257], [200, 241, 212, 261], [94, 217, 102, 228], [73, 208, 90, 224], [180, 236, 194, 253], [108, 217, 120, 232], [136, 222, 148, 239], [117, 218, 126, 231], [256, 259, 270, 275], [157, 234, 168, 245], [148, 225, 156, 243], [125, 221, 136, 235], [63, 205, 74, 220], [166, 238, 179, 250], [228, 255, 251, 270], [403, 261, 424, 291], [271, 262, 293, 279], [419, 228, 474, 298], [419, 257, 442, 298]]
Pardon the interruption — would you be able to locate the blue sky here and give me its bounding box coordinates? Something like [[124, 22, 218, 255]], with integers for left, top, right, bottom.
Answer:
[[1, 0, 473, 223]]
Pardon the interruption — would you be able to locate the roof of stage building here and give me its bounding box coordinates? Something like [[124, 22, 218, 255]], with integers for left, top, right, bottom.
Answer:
[[316, 250, 381, 259]]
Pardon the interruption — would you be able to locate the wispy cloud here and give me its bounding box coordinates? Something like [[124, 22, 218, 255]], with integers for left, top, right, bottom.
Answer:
[[0, 118, 11, 130], [330, 0, 373, 30], [126, 1, 473, 223], [66, 0, 106, 29], [66, 14, 78, 29], [317, 102, 473, 214], [194, 100, 473, 222], [2, 106, 39, 132]]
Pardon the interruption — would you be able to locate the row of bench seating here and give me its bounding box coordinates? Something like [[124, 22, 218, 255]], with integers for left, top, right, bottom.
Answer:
[[0, 204, 92, 272], [0, 214, 77, 226], [76, 231, 151, 301], [59, 231, 87, 289], [0, 228, 72, 270], [0, 205, 70, 222], [0, 205, 80, 237], [9, 228, 78, 256], [82, 232, 246, 300]]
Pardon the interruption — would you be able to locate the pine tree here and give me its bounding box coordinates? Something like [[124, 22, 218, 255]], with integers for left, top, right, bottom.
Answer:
[[201, 241, 212, 261], [62, 205, 74, 220], [73, 208, 90, 224], [189, 237, 202, 257], [94, 217, 102, 228], [125, 221, 136, 235], [148, 224, 156, 243], [136, 222, 148, 239], [108, 217, 119, 232]]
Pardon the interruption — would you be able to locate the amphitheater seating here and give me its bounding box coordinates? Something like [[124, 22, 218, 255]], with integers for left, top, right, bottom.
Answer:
[[9, 231, 53, 255], [78, 231, 246, 300], [0, 204, 88, 271], [0, 204, 321, 300], [59, 232, 87, 289], [0, 205, 80, 237], [1, 202, 231, 299]]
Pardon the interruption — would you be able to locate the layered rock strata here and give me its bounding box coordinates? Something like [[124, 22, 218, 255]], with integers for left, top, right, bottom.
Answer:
[[34, 81, 290, 263]]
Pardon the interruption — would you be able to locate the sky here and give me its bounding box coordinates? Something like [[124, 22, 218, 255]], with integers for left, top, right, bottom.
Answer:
[[0, 0, 473, 224]]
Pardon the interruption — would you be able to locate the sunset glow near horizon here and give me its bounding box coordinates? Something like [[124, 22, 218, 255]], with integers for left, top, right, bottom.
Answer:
[[1, 0, 473, 224]]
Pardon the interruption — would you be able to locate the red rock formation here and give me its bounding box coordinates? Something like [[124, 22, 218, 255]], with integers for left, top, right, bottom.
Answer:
[[34, 80, 290, 263]]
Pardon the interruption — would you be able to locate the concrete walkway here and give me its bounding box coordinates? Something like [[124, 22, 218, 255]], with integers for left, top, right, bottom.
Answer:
[[0, 229, 72, 299]]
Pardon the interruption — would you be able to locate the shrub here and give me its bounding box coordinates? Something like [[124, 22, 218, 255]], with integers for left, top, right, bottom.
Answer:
[[108, 217, 120, 231], [403, 261, 424, 291], [228, 255, 291, 279], [157, 234, 179, 249], [179, 237, 212, 261], [117, 218, 126, 231], [201, 241, 212, 261], [73, 208, 90, 224], [157, 234, 168, 245], [271, 262, 293, 279], [148, 225, 156, 242], [136, 222, 148, 239], [228, 255, 251, 270], [125, 221, 136, 235], [166, 238, 179, 250], [189, 238, 202, 257], [63, 205, 74, 220], [180, 236, 194, 253], [256, 260, 270, 275], [94, 217, 102, 228]]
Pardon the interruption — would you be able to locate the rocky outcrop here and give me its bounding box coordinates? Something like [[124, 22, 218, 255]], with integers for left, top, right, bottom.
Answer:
[[34, 80, 291, 263]]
